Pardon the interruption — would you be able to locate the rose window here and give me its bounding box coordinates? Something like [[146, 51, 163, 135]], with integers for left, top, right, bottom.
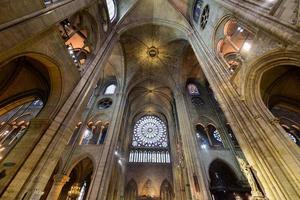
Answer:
[[132, 115, 168, 148]]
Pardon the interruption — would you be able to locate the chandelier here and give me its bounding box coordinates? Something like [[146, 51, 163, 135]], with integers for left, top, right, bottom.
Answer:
[[67, 183, 81, 199]]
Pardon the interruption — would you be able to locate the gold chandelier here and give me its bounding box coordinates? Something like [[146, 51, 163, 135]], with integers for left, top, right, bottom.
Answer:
[[67, 183, 81, 199]]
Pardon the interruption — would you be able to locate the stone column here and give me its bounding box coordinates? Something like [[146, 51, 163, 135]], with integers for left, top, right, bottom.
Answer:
[[4, 33, 118, 200], [46, 174, 69, 200], [188, 33, 300, 199], [87, 90, 127, 199], [174, 91, 211, 200]]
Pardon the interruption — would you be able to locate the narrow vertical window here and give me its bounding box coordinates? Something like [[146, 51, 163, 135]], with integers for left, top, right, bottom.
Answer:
[[106, 0, 116, 21], [104, 84, 116, 95]]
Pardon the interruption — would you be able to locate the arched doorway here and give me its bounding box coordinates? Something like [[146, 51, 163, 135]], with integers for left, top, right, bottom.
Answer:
[[0, 54, 63, 196], [260, 65, 300, 146], [209, 160, 250, 200], [160, 179, 173, 200], [125, 179, 138, 200], [58, 157, 93, 200]]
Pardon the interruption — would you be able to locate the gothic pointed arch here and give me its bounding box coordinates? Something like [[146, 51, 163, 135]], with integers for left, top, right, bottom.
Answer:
[[243, 51, 300, 147], [160, 179, 173, 200], [208, 159, 247, 200], [214, 16, 254, 74], [58, 157, 93, 200], [125, 179, 138, 200], [207, 124, 223, 147]]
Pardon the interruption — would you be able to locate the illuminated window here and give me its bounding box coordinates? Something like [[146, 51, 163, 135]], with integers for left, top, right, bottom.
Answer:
[[200, 5, 210, 29], [207, 124, 223, 147], [129, 115, 170, 163], [193, 0, 204, 22], [196, 124, 209, 149], [128, 150, 170, 163], [81, 129, 93, 144], [213, 129, 222, 142], [281, 124, 299, 146], [288, 133, 297, 143], [187, 83, 200, 95], [106, 0, 116, 21], [104, 84, 116, 95], [226, 124, 239, 147], [132, 115, 168, 148]]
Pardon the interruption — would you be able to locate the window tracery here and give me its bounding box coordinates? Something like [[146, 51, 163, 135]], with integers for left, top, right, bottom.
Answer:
[[196, 124, 224, 148], [129, 115, 170, 163], [200, 5, 210, 29], [213, 129, 222, 142], [132, 115, 168, 148], [98, 98, 113, 109], [193, 0, 204, 23]]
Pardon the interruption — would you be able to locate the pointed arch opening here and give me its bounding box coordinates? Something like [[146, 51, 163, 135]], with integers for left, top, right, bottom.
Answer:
[[58, 157, 93, 200], [160, 179, 173, 200], [125, 179, 138, 200], [209, 159, 249, 200], [260, 65, 300, 146]]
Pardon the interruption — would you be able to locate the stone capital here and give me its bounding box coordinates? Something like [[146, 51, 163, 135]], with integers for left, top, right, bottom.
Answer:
[[53, 174, 69, 185]]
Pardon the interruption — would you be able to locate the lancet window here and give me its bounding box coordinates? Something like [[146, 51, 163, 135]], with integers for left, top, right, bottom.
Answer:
[[281, 124, 300, 146], [106, 0, 116, 21], [196, 124, 224, 149], [79, 121, 109, 145]]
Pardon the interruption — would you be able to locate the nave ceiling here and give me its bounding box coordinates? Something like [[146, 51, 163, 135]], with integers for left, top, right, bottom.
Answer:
[[119, 24, 206, 115]]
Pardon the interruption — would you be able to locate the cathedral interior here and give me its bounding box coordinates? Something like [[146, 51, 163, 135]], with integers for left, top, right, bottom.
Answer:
[[0, 0, 300, 200]]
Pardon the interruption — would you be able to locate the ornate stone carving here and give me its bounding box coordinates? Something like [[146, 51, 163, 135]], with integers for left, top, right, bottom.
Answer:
[[237, 157, 266, 200]]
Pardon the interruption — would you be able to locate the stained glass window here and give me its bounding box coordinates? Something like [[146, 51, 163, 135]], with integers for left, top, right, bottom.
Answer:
[[132, 115, 168, 148], [128, 150, 170, 163], [106, 0, 116, 21], [213, 129, 222, 142], [129, 115, 170, 163], [193, 0, 204, 22], [81, 129, 93, 144], [104, 84, 116, 95]]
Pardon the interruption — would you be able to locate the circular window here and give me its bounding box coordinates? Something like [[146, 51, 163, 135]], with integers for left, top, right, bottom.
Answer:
[[132, 115, 168, 148], [200, 5, 209, 29], [98, 98, 113, 109], [192, 96, 205, 106]]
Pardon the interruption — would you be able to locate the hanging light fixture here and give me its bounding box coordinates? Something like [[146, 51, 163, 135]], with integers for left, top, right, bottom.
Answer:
[[67, 183, 81, 199]]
